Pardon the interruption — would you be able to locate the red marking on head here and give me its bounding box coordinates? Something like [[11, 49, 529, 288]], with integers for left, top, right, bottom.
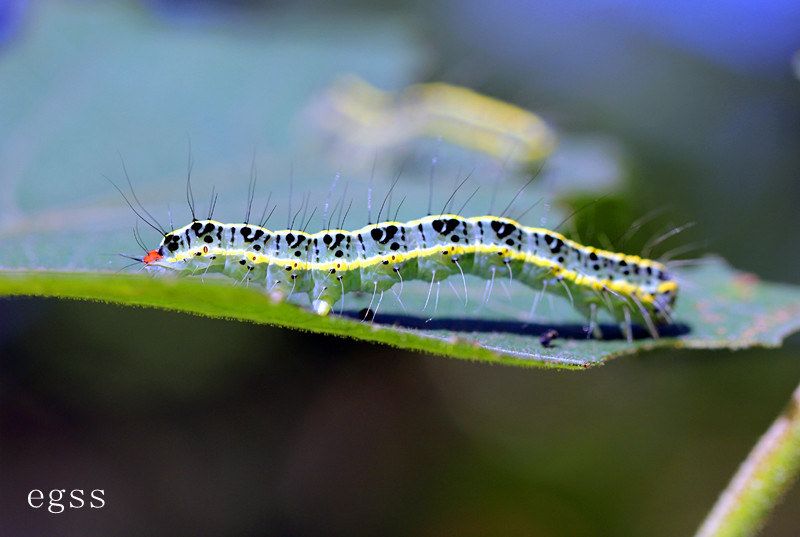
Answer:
[[143, 249, 163, 264]]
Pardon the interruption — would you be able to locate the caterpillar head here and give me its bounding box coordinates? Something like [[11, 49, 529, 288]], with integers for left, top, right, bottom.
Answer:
[[142, 231, 182, 270], [142, 236, 171, 271], [143, 248, 163, 265], [142, 245, 171, 274]]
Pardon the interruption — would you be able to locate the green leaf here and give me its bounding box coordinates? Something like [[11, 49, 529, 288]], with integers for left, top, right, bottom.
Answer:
[[2, 257, 799, 369]]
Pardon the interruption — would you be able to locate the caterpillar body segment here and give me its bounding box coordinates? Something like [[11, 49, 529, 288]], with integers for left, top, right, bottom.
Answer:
[[143, 215, 678, 336], [311, 75, 557, 166]]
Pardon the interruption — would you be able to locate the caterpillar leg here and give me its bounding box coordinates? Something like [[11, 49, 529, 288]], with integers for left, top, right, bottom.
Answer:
[[586, 303, 603, 339], [311, 279, 344, 317], [312, 299, 333, 316], [573, 298, 603, 340], [629, 293, 660, 339], [266, 282, 333, 316], [268, 288, 286, 304], [621, 305, 633, 343]]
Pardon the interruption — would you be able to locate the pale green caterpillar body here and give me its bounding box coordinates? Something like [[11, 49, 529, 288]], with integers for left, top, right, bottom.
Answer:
[[142, 214, 678, 338], [308, 75, 557, 167]]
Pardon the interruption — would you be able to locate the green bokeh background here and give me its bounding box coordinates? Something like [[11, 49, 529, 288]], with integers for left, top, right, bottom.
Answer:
[[1, 1, 799, 536]]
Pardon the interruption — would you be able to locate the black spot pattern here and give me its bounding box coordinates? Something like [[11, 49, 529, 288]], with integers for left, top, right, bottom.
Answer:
[[370, 225, 399, 244], [491, 220, 516, 239], [432, 218, 460, 236]]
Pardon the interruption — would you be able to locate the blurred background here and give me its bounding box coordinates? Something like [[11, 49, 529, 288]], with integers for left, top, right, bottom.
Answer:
[[1, 1, 800, 535]]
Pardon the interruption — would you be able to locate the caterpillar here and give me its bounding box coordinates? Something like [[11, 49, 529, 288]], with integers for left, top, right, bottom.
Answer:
[[138, 211, 678, 340], [307, 75, 557, 166]]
